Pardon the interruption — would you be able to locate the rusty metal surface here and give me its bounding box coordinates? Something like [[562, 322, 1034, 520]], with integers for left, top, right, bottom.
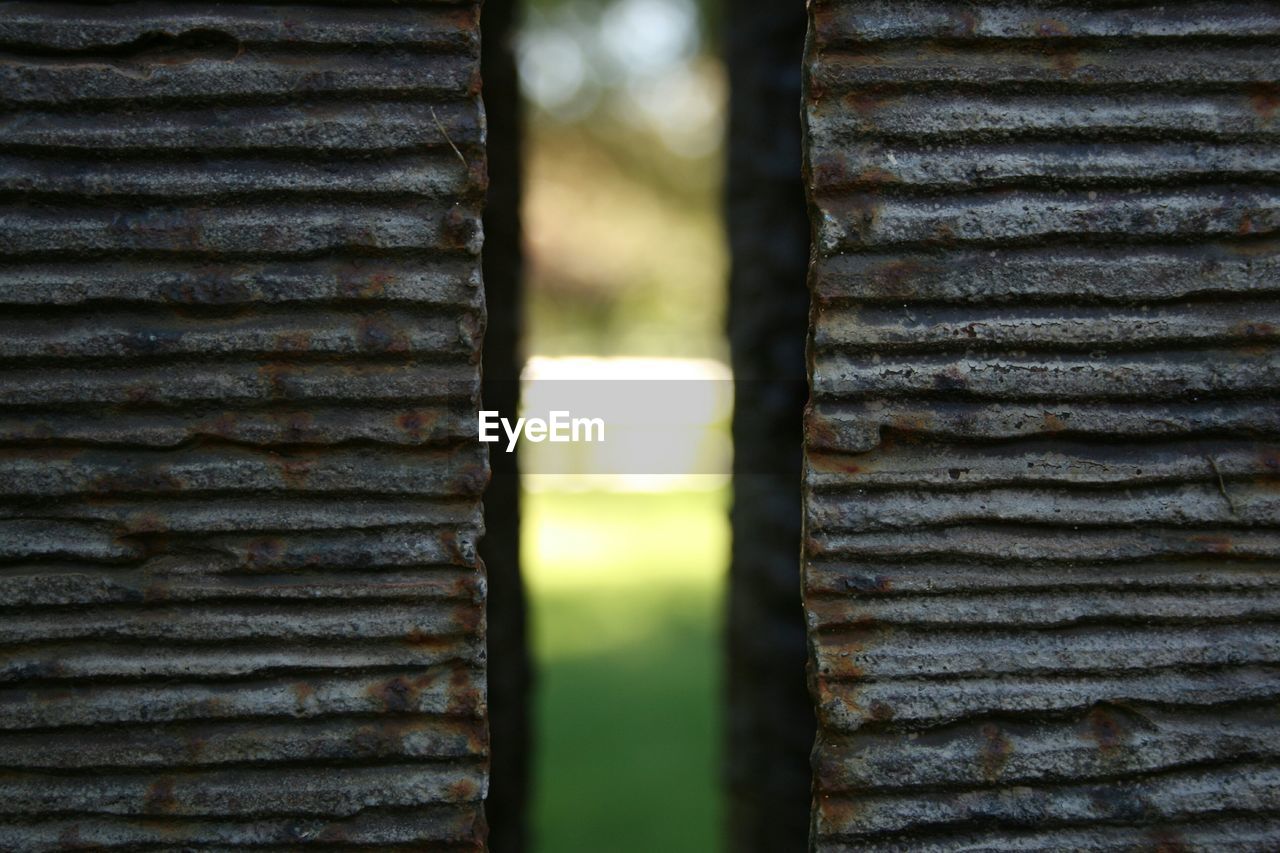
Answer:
[[725, 3, 813, 851], [0, 2, 489, 849], [803, 1, 1280, 849]]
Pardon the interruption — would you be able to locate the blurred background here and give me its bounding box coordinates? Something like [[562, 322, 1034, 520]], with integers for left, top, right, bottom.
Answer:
[[513, 1, 729, 850]]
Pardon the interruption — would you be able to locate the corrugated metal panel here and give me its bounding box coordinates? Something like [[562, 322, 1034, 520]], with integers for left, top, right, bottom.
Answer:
[[803, 1, 1280, 848], [0, 3, 489, 849]]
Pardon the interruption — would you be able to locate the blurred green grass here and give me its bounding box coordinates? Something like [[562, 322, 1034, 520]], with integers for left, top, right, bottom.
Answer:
[[523, 488, 728, 852]]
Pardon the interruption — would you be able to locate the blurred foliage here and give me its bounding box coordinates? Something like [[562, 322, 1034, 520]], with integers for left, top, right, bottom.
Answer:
[[525, 0, 723, 47], [518, 0, 728, 359], [523, 120, 725, 358], [523, 489, 727, 853]]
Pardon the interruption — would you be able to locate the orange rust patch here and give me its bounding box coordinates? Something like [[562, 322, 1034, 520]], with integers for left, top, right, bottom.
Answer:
[[367, 675, 420, 713], [867, 699, 895, 722], [184, 732, 208, 762], [396, 410, 436, 441], [1083, 705, 1129, 757], [455, 600, 483, 636], [275, 330, 312, 352], [854, 167, 900, 187], [143, 777, 177, 814], [142, 582, 171, 603], [808, 452, 866, 476], [816, 793, 863, 830], [203, 411, 240, 439], [128, 511, 169, 534], [449, 461, 490, 496], [1039, 30, 1080, 77], [978, 723, 1013, 781], [271, 410, 315, 442], [1042, 412, 1069, 433], [447, 666, 482, 716], [447, 777, 480, 801], [1234, 321, 1276, 339], [439, 529, 463, 563], [464, 720, 489, 755], [441, 207, 478, 250], [872, 258, 929, 300], [812, 155, 854, 188], [405, 627, 449, 650], [360, 269, 393, 298], [1249, 84, 1280, 121], [257, 361, 294, 398], [1036, 18, 1070, 38], [890, 413, 929, 434], [1150, 829, 1191, 853], [244, 536, 284, 568], [843, 91, 886, 116], [804, 412, 841, 450], [278, 456, 315, 490], [1190, 535, 1234, 554], [357, 314, 410, 353]]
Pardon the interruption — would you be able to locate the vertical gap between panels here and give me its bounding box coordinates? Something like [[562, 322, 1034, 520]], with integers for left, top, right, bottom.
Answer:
[[513, 1, 728, 851]]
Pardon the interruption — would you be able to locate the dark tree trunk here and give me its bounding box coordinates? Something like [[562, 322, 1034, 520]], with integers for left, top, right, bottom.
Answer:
[[480, 1, 531, 849], [724, 3, 814, 851]]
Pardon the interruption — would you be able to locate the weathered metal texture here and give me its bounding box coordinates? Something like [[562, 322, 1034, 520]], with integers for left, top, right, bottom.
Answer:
[[803, 2, 1280, 849], [0, 3, 490, 849], [725, 2, 814, 851]]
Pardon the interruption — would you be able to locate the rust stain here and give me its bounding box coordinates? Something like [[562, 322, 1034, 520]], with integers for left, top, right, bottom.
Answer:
[[843, 91, 886, 116], [854, 166, 900, 187], [447, 777, 479, 801], [1036, 18, 1071, 38], [275, 330, 312, 352], [244, 536, 284, 568], [808, 452, 864, 476], [356, 314, 410, 353], [442, 660, 478, 712], [804, 410, 841, 450], [1082, 706, 1128, 758], [291, 681, 316, 706], [978, 723, 1013, 781], [1248, 84, 1280, 121], [1150, 830, 1191, 853], [142, 777, 177, 814], [367, 676, 420, 713], [1189, 534, 1234, 554], [889, 412, 930, 434], [1233, 320, 1275, 339], [277, 456, 315, 490], [867, 700, 895, 722], [1042, 412, 1070, 432], [396, 410, 435, 441]]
